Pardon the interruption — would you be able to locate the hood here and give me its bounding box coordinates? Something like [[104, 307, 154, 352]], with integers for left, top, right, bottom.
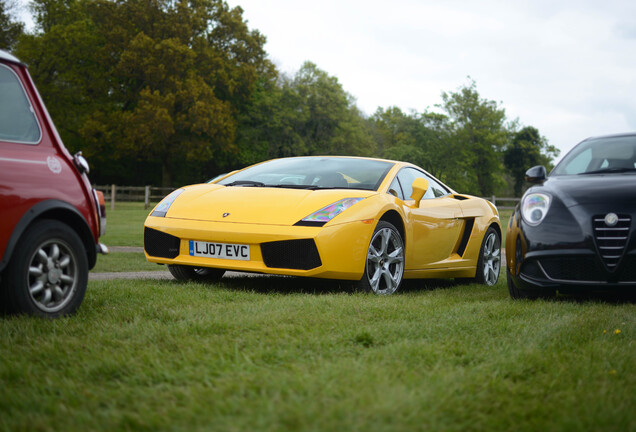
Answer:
[[165, 184, 376, 225], [542, 174, 636, 207]]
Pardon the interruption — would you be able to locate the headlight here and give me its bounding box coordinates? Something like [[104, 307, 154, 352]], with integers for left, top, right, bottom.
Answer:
[[300, 198, 364, 224], [521, 193, 551, 226], [151, 188, 184, 217]]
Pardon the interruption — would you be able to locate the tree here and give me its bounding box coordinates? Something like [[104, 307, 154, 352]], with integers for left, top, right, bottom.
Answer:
[[235, 61, 373, 166], [439, 79, 508, 196], [16, 0, 271, 186], [0, 0, 24, 51], [504, 126, 560, 196]]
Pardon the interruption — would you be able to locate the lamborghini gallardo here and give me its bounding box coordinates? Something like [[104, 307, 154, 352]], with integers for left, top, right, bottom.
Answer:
[[144, 156, 502, 294]]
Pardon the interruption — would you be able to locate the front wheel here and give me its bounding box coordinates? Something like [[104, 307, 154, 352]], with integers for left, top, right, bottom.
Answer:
[[168, 265, 225, 282], [474, 226, 501, 286], [1, 220, 88, 317], [357, 221, 405, 295]]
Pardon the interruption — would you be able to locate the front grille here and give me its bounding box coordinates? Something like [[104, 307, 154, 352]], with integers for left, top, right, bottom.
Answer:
[[520, 260, 543, 279], [539, 257, 605, 282], [261, 239, 322, 270], [593, 214, 631, 270], [618, 257, 636, 283], [144, 227, 180, 258]]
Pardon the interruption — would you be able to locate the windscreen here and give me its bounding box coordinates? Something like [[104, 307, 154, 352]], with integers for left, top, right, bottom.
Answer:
[[217, 157, 394, 191], [552, 135, 636, 176]]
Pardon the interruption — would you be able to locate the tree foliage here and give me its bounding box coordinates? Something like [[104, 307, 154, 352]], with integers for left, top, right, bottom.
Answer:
[[439, 79, 508, 196], [17, 0, 270, 186], [504, 126, 560, 196], [236, 61, 373, 167], [0, 0, 24, 51], [12, 2, 558, 193]]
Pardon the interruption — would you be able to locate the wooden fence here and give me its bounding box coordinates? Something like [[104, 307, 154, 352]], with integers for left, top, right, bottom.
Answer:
[[95, 184, 520, 211], [94, 185, 176, 210], [485, 196, 519, 210]]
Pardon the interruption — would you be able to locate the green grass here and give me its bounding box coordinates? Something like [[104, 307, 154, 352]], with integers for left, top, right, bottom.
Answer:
[[6, 201, 633, 430], [1, 277, 634, 431], [92, 252, 166, 273], [101, 202, 155, 247]]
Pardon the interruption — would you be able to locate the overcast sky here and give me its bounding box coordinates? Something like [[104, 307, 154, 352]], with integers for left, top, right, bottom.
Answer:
[[226, 0, 636, 159]]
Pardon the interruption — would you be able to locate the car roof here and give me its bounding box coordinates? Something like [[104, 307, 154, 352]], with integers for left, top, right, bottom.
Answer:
[[583, 132, 636, 141], [0, 49, 22, 65]]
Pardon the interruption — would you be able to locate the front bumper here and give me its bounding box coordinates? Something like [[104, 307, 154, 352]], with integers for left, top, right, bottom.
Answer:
[[506, 208, 636, 292], [143, 216, 376, 280]]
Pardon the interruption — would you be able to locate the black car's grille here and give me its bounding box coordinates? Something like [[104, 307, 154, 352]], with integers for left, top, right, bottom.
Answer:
[[144, 227, 180, 258], [539, 257, 605, 282], [593, 214, 631, 270], [618, 257, 636, 283], [261, 239, 322, 270]]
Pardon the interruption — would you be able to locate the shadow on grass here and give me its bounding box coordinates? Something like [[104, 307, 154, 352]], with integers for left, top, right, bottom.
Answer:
[[200, 274, 464, 296], [554, 290, 636, 305]]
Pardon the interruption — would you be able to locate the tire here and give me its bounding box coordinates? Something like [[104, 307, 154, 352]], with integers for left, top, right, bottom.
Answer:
[[0, 220, 88, 317], [167, 265, 225, 282], [507, 268, 554, 300], [474, 226, 501, 286], [357, 221, 405, 295]]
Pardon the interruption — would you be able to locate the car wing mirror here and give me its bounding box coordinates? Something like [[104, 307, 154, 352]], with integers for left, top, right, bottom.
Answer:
[[410, 177, 429, 206], [525, 165, 547, 184]]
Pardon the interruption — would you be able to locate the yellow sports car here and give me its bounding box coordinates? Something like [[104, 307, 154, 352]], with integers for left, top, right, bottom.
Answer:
[[144, 156, 502, 294]]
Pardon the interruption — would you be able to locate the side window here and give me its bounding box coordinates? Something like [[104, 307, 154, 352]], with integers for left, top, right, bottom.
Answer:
[[396, 167, 450, 200], [426, 176, 450, 198], [387, 177, 404, 200], [396, 168, 420, 200], [0, 64, 41, 144]]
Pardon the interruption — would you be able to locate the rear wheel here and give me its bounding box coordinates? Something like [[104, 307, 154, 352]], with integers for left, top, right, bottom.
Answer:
[[357, 221, 405, 295], [1, 220, 88, 317], [474, 227, 501, 286], [168, 265, 225, 282]]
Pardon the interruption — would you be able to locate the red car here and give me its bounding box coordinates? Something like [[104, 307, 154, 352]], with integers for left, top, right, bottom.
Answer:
[[0, 49, 107, 317]]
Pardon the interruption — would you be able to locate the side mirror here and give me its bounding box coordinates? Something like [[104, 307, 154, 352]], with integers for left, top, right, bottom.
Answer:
[[525, 165, 547, 184], [410, 177, 429, 206], [73, 151, 90, 174]]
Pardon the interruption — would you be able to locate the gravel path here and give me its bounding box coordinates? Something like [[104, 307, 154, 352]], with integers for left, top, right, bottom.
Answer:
[[89, 270, 263, 281]]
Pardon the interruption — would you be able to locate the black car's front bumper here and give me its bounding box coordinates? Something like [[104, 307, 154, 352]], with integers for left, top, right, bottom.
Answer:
[[506, 204, 636, 294]]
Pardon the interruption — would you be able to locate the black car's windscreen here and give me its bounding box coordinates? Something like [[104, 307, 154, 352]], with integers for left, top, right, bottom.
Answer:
[[218, 157, 395, 190], [552, 135, 636, 175]]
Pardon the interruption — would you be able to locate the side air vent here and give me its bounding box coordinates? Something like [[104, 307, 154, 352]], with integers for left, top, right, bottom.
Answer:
[[261, 239, 322, 270], [456, 218, 475, 257], [144, 227, 180, 258], [592, 214, 631, 271]]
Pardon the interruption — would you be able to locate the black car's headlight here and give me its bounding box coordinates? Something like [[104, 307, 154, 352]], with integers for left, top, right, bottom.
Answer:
[[521, 193, 551, 226], [151, 188, 184, 217]]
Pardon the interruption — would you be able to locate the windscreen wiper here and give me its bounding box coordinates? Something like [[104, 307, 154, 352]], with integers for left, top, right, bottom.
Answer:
[[583, 167, 636, 175], [225, 180, 266, 187]]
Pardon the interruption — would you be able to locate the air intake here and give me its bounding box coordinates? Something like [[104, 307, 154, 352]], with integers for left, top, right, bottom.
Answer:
[[261, 239, 322, 270], [144, 227, 180, 259]]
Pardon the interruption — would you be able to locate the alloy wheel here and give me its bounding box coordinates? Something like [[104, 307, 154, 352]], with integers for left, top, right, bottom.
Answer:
[[366, 226, 405, 295]]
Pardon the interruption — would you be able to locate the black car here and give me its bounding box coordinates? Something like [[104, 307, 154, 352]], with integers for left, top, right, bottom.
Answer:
[[505, 133, 636, 299]]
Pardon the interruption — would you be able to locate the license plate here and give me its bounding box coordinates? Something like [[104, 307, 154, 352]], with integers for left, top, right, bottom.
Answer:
[[188, 240, 250, 261]]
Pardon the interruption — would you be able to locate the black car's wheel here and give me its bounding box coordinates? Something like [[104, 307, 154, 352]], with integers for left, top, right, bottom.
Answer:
[[1, 220, 88, 317], [474, 226, 501, 286], [168, 264, 225, 282], [507, 269, 555, 300], [357, 221, 405, 295]]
